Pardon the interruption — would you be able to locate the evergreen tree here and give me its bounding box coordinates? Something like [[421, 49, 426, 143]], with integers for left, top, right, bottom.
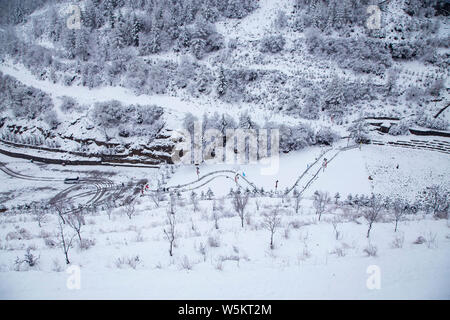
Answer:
[[131, 15, 142, 47], [75, 29, 90, 61], [349, 114, 370, 144], [216, 67, 227, 97]]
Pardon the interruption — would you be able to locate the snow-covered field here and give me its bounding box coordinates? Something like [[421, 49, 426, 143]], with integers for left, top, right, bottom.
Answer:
[[0, 144, 449, 299]]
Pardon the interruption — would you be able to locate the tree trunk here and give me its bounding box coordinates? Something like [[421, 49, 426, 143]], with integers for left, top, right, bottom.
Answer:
[[270, 233, 274, 250], [367, 223, 372, 238]]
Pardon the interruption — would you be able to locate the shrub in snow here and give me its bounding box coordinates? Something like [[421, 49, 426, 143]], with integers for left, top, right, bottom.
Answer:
[[415, 112, 448, 130], [417, 185, 449, 218], [425, 232, 438, 249], [38, 230, 51, 239], [187, 18, 224, 60], [92, 100, 164, 139], [43, 109, 59, 129], [6, 228, 32, 241], [363, 243, 378, 257], [221, 0, 258, 19], [207, 235, 221, 248], [299, 244, 311, 260], [279, 123, 316, 152], [180, 256, 193, 271], [80, 238, 96, 250], [289, 220, 306, 229], [260, 35, 286, 54], [391, 233, 405, 249], [212, 205, 220, 230], [44, 238, 57, 248], [59, 96, 78, 113], [331, 218, 342, 240], [206, 188, 215, 200], [115, 255, 141, 269], [313, 191, 330, 222], [413, 236, 426, 244], [315, 127, 339, 145], [331, 246, 346, 257], [14, 248, 40, 271], [404, 86, 425, 102], [427, 78, 445, 96], [389, 120, 411, 136]]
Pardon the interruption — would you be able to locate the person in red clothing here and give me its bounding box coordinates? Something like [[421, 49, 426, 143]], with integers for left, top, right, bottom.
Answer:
[[196, 166, 200, 180], [322, 158, 328, 172]]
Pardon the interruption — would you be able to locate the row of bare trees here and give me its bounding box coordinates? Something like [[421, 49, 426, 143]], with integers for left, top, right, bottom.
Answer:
[[32, 182, 446, 263]]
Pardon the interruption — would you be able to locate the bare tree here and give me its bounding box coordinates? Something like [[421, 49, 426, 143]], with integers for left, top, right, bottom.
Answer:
[[294, 192, 302, 214], [123, 196, 136, 220], [57, 216, 76, 264], [334, 192, 341, 204], [168, 193, 177, 215], [419, 185, 449, 218], [52, 201, 68, 224], [149, 188, 164, 208], [232, 190, 250, 228], [392, 197, 410, 232], [313, 191, 330, 221], [212, 201, 220, 230], [352, 194, 363, 215], [31, 201, 46, 227], [163, 211, 176, 257], [190, 191, 199, 212], [104, 195, 115, 220], [364, 194, 384, 238], [331, 217, 342, 240], [66, 209, 86, 246], [255, 198, 261, 211], [263, 207, 282, 249]]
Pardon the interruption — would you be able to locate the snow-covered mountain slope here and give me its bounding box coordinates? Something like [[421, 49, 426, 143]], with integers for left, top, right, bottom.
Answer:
[[0, 0, 448, 161]]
